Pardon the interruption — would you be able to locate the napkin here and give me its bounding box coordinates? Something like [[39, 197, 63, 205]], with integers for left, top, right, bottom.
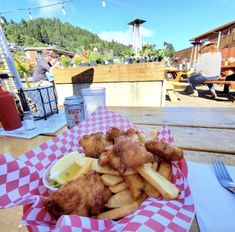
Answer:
[[187, 161, 235, 232]]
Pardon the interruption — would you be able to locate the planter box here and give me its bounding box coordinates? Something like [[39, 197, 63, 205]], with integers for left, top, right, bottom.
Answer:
[[53, 62, 166, 107]]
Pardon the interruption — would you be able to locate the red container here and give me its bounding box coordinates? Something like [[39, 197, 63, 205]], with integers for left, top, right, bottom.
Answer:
[[0, 91, 22, 131]]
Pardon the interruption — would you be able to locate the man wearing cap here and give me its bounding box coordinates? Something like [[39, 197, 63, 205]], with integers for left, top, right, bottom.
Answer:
[[186, 41, 222, 98], [32, 50, 56, 85]]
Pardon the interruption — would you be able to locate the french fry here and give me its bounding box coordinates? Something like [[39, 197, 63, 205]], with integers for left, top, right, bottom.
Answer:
[[158, 161, 173, 182], [124, 174, 145, 199], [135, 164, 180, 200], [144, 180, 161, 198], [105, 189, 134, 208], [101, 174, 123, 186], [92, 159, 136, 175], [109, 181, 128, 193], [147, 129, 158, 140], [136, 193, 147, 206], [152, 162, 159, 171], [98, 201, 139, 220]]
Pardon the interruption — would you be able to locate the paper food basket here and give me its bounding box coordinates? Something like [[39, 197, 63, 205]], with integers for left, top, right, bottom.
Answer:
[[0, 107, 195, 231]]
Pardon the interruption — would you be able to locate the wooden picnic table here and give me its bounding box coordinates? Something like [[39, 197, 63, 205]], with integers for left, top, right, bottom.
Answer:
[[1, 106, 235, 232], [166, 69, 189, 81], [166, 64, 235, 102], [221, 62, 235, 71]]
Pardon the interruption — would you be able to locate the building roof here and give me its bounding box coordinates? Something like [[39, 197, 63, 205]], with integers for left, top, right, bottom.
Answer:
[[190, 20, 235, 41], [24, 46, 75, 56], [128, 19, 146, 25]]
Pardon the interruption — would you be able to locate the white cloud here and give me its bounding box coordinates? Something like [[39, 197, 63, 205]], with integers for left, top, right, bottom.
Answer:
[[32, 0, 63, 18], [98, 26, 154, 45], [98, 29, 132, 45], [141, 27, 154, 37]]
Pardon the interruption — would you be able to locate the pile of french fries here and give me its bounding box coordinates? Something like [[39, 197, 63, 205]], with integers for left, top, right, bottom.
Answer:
[[91, 159, 180, 220], [48, 129, 181, 220]]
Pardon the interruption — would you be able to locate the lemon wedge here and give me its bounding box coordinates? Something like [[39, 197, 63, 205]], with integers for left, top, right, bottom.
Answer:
[[49, 151, 92, 185]]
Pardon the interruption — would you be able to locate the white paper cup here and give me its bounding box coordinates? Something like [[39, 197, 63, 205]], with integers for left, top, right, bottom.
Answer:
[[81, 87, 106, 117]]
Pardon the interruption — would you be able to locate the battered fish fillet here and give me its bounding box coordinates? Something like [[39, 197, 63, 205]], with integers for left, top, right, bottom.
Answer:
[[106, 127, 141, 143], [79, 132, 113, 158], [99, 139, 154, 175], [145, 140, 183, 161], [44, 172, 112, 220]]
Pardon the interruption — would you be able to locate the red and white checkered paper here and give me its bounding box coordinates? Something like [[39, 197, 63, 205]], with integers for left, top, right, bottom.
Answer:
[[0, 107, 194, 232]]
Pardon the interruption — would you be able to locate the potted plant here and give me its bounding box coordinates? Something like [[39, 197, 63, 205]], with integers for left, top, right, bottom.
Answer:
[[103, 53, 113, 65], [72, 55, 83, 67], [59, 55, 71, 68], [154, 49, 166, 62]]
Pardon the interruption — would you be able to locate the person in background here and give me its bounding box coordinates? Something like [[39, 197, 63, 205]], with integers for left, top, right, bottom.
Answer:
[[45, 56, 60, 82], [186, 41, 222, 98], [223, 73, 235, 94], [32, 50, 57, 86]]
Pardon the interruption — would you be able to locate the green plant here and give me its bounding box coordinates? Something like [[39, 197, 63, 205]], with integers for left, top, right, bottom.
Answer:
[[0, 63, 5, 73], [89, 51, 103, 64], [0, 56, 5, 73], [164, 43, 175, 59], [139, 43, 156, 60], [73, 54, 83, 66], [13, 51, 31, 76], [156, 49, 167, 59], [59, 55, 71, 68], [103, 53, 113, 61]]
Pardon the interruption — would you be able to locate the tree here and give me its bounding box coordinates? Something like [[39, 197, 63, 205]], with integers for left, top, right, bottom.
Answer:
[[164, 42, 175, 60], [2, 18, 130, 55]]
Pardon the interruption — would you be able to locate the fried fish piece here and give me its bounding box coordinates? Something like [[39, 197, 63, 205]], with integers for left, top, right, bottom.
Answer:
[[99, 139, 154, 175], [44, 172, 112, 220], [145, 140, 183, 161], [79, 132, 113, 158], [106, 127, 141, 143], [99, 146, 127, 175]]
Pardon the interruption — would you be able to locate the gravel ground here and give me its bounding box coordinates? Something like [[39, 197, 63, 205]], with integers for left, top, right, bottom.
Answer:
[[166, 85, 235, 107]]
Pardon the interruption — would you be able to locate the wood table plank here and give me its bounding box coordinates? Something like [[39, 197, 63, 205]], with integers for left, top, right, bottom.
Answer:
[[109, 107, 235, 129], [184, 150, 235, 165], [0, 135, 54, 157], [137, 125, 235, 154]]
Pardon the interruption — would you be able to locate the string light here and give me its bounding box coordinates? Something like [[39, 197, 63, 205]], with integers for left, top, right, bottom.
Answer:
[[0, 0, 73, 17], [102, 0, 106, 7], [0, 16, 4, 24], [61, 3, 66, 15], [28, 10, 33, 20]]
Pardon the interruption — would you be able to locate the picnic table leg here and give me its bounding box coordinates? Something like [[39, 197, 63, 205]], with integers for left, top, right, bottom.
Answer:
[[166, 81, 178, 102]]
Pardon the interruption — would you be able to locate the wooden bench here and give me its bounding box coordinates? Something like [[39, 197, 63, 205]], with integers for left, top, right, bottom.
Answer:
[[178, 79, 235, 102], [179, 79, 235, 89], [203, 80, 235, 86]]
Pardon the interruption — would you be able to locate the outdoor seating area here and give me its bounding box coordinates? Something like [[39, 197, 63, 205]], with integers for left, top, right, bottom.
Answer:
[[1, 52, 235, 232], [1, 1, 235, 232], [165, 60, 235, 103]]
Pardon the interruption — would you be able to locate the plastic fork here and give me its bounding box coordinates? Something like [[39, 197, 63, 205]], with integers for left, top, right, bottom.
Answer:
[[212, 160, 235, 194]]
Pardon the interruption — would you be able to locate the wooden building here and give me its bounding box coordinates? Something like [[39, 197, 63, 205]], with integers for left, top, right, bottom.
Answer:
[[24, 47, 75, 65], [176, 20, 235, 63]]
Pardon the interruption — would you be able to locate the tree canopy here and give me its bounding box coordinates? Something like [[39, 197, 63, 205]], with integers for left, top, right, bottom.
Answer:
[[2, 18, 130, 56]]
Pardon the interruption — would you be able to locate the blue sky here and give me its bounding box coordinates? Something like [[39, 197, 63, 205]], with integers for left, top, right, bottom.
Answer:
[[0, 0, 234, 51]]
